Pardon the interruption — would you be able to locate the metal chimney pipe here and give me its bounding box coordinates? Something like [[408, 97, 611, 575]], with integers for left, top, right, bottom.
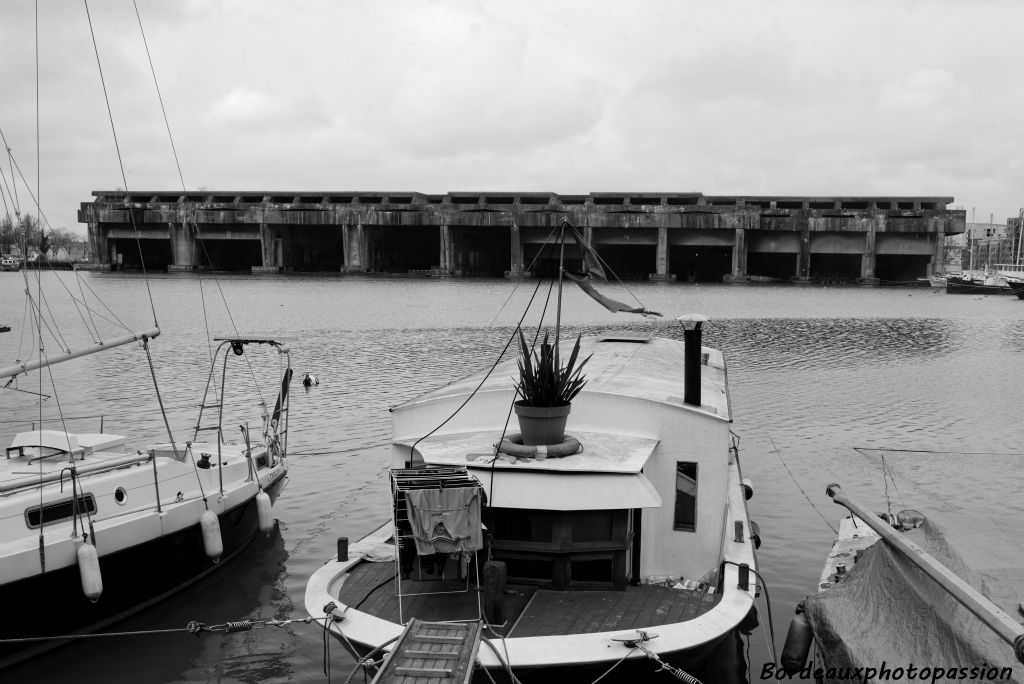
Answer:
[[683, 324, 702, 406]]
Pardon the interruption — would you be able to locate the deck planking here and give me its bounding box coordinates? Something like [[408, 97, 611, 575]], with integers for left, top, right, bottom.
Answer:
[[337, 560, 720, 640], [508, 584, 720, 638]]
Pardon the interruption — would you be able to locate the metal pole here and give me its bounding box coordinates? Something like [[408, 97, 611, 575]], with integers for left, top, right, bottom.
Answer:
[[826, 483, 1024, 663], [554, 221, 566, 364], [0, 327, 161, 380], [151, 452, 162, 513]]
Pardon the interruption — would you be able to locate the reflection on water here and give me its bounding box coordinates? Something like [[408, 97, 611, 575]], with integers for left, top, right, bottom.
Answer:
[[1, 274, 1022, 682]]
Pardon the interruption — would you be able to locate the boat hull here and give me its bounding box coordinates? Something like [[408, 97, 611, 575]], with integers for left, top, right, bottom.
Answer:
[[0, 472, 285, 669], [945, 277, 1008, 295]]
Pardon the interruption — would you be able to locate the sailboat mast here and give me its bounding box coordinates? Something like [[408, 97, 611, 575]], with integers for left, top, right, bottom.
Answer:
[[554, 222, 566, 363], [969, 207, 975, 271], [1011, 208, 1019, 264]]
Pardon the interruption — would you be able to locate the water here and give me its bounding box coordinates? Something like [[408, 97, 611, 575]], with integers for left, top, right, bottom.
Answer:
[[1, 272, 1022, 683]]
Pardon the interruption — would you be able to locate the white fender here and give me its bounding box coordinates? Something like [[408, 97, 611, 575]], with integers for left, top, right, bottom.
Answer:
[[201, 509, 223, 563], [77, 541, 103, 602], [256, 490, 274, 535]]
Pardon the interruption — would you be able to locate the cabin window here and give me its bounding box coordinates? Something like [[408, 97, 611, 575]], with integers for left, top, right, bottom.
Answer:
[[490, 508, 553, 542], [568, 511, 614, 543], [673, 462, 697, 531], [25, 494, 97, 529]]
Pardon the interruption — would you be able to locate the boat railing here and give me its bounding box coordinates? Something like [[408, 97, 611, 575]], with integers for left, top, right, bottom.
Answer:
[[0, 452, 153, 495]]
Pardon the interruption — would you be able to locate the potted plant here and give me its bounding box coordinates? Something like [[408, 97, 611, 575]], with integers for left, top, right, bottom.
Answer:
[[513, 329, 590, 446]]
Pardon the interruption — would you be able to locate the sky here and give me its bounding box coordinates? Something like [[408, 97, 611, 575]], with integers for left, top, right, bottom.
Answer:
[[1, 0, 1023, 237]]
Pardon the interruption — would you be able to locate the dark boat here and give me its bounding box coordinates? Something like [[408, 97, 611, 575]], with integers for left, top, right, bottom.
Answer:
[[945, 273, 1009, 295]]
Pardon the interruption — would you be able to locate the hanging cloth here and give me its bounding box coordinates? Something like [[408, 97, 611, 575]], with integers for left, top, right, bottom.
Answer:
[[404, 487, 482, 556]]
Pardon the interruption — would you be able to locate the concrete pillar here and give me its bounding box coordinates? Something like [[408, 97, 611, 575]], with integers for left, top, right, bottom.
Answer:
[[168, 222, 197, 271], [439, 224, 453, 273], [930, 227, 946, 275], [724, 227, 748, 283], [793, 228, 812, 282], [341, 223, 369, 272], [252, 222, 281, 274], [859, 216, 880, 284], [87, 222, 109, 267], [649, 225, 675, 281], [507, 222, 525, 276]]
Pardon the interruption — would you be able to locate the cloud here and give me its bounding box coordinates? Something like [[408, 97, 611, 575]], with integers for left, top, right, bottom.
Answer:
[[3, 0, 1024, 233]]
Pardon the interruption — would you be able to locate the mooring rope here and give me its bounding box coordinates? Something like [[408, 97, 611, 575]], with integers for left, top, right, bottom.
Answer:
[[768, 436, 838, 535], [724, 559, 777, 664], [0, 615, 326, 644]]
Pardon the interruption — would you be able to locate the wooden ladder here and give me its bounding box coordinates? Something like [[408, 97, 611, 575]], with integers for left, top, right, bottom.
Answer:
[[372, 619, 482, 684]]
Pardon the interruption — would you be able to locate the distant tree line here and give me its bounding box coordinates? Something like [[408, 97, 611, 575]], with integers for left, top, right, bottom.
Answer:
[[0, 214, 82, 257]]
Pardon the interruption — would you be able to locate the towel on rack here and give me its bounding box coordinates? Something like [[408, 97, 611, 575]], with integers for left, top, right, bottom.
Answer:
[[404, 487, 482, 556]]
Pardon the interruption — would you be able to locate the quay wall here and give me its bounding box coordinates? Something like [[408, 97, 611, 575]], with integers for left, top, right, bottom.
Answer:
[[79, 192, 966, 284]]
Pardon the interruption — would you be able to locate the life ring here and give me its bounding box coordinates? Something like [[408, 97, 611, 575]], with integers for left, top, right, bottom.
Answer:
[[497, 433, 582, 460]]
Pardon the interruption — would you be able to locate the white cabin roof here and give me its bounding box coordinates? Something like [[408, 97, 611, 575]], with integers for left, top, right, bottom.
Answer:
[[392, 336, 730, 420]]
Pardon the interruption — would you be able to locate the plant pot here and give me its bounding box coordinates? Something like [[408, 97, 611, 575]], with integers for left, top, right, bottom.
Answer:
[[514, 401, 571, 446]]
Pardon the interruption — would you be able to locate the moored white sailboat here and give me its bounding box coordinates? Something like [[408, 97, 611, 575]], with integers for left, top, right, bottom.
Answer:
[[0, 4, 292, 668]]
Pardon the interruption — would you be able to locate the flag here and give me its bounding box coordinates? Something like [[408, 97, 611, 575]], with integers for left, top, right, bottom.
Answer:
[[565, 228, 662, 316]]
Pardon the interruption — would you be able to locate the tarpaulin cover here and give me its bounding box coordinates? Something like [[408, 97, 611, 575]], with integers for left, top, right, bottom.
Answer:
[[803, 451, 1024, 682]]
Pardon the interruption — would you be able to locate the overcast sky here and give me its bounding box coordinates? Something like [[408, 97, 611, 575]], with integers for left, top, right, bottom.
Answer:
[[1, 0, 1022, 236]]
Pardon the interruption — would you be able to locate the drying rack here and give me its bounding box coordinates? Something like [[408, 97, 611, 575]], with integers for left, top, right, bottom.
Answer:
[[390, 466, 484, 624]]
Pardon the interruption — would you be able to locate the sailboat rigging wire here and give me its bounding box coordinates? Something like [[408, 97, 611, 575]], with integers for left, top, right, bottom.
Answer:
[[486, 223, 560, 327], [34, 287, 73, 352], [71, 270, 136, 333], [71, 270, 103, 342], [768, 436, 837, 535], [133, 0, 186, 192], [82, 0, 158, 330], [854, 446, 1024, 457], [0, 156, 13, 217], [408, 275, 550, 463], [132, 2, 257, 383], [142, 337, 183, 465], [0, 131, 59, 235], [880, 455, 906, 516], [3, 130, 20, 213]]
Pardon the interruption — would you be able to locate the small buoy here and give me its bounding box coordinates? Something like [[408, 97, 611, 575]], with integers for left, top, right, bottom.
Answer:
[[256, 490, 274, 536], [742, 477, 754, 500], [303, 373, 319, 387], [781, 608, 814, 675], [200, 509, 223, 563], [77, 541, 103, 602], [749, 519, 762, 549]]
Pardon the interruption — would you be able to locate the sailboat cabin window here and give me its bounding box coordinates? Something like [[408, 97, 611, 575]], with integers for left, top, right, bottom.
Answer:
[[674, 462, 697, 531], [25, 494, 97, 529]]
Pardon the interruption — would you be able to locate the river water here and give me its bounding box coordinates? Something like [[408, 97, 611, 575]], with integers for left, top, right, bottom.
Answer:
[[1, 272, 1022, 683]]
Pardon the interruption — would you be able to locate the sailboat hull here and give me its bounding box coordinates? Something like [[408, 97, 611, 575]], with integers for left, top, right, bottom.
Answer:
[[0, 472, 285, 669]]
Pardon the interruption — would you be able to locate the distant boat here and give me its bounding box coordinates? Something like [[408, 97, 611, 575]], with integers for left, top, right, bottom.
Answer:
[[916, 274, 946, 288], [945, 271, 1008, 295], [1004, 276, 1024, 300], [0, 256, 20, 272]]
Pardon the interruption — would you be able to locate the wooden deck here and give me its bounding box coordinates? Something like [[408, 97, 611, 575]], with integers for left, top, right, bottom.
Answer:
[[338, 559, 720, 638]]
